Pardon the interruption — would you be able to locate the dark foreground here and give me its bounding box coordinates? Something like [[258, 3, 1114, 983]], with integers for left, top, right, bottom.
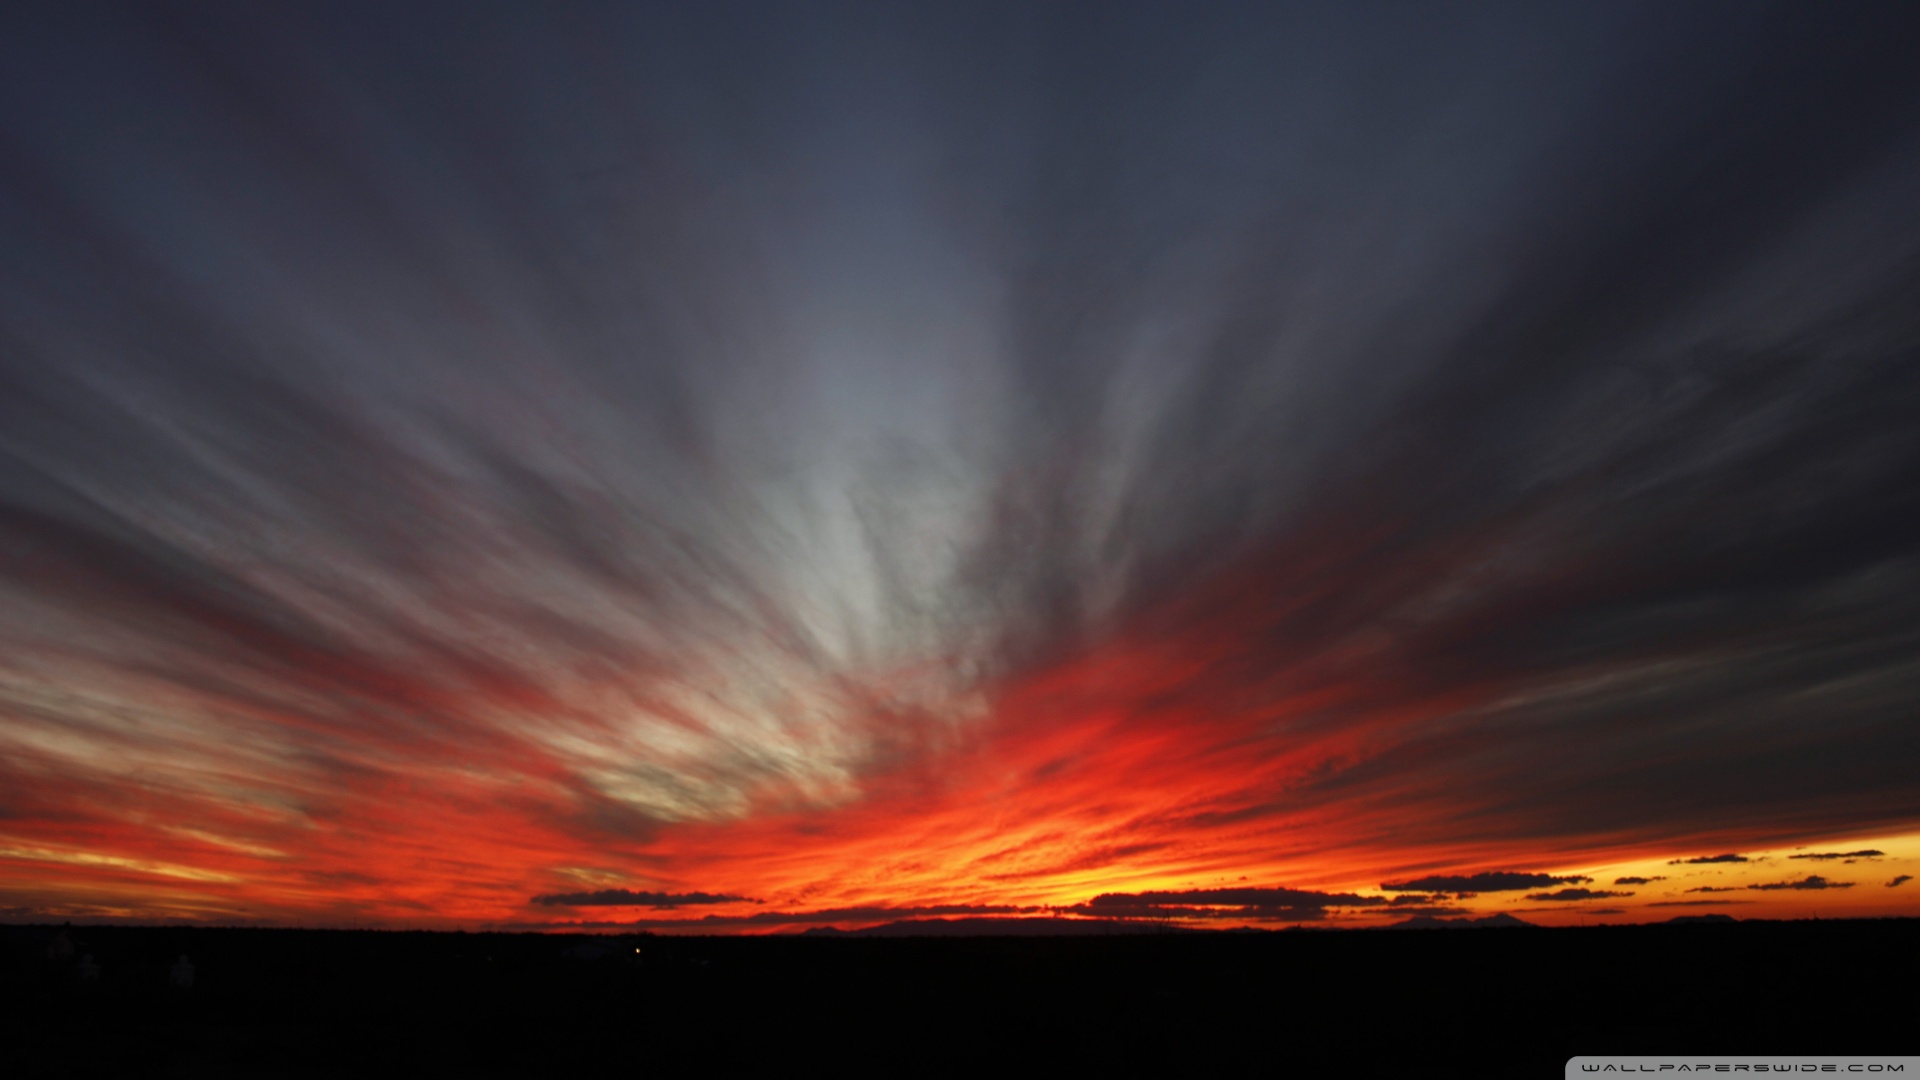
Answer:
[[2, 918, 1915, 1077]]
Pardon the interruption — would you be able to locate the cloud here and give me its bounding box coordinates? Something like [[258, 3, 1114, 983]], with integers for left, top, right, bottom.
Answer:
[[1646, 899, 1756, 907], [1746, 876, 1853, 891], [1522, 888, 1633, 902], [1064, 886, 1389, 921], [1612, 876, 1665, 885], [1684, 886, 1740, 894], [1084, 887, 1387, 909], [1380, 873, 1591, 893], [529, 890, 754, 908], [1669, 854, 1750, 865], [1786, 850, 1883, 861], [811, 917, 1179, 937], [1888, 875, 1913, 888], [528, 904, 1049, 930]]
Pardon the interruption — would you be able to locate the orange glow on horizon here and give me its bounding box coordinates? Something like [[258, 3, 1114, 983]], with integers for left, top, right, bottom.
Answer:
[[5, 590, 1917, 932]]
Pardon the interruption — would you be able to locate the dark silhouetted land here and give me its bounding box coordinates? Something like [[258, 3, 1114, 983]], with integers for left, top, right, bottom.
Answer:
[[2, 918, 1914, 1077]]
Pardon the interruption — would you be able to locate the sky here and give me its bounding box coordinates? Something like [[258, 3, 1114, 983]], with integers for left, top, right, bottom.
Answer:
[[1, 1, 1919, 932]]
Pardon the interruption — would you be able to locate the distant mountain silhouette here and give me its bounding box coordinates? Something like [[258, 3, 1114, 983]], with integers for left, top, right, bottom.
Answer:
[[801, 917, 1196, 937], [1663, 913, 1738, 925], [1384, 913, 1535, 930]]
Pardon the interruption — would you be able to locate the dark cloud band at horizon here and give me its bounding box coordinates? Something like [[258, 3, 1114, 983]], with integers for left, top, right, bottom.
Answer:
[[531, 890, 752, 908], [1381, 873, 1591, 894]]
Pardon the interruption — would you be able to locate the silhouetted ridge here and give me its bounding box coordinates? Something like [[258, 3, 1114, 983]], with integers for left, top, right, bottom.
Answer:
[[1383, 913, 1536, 930]]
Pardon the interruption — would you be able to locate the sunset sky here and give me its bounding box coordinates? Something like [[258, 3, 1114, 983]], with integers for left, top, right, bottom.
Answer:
[[2, 1, 1919, 932]]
